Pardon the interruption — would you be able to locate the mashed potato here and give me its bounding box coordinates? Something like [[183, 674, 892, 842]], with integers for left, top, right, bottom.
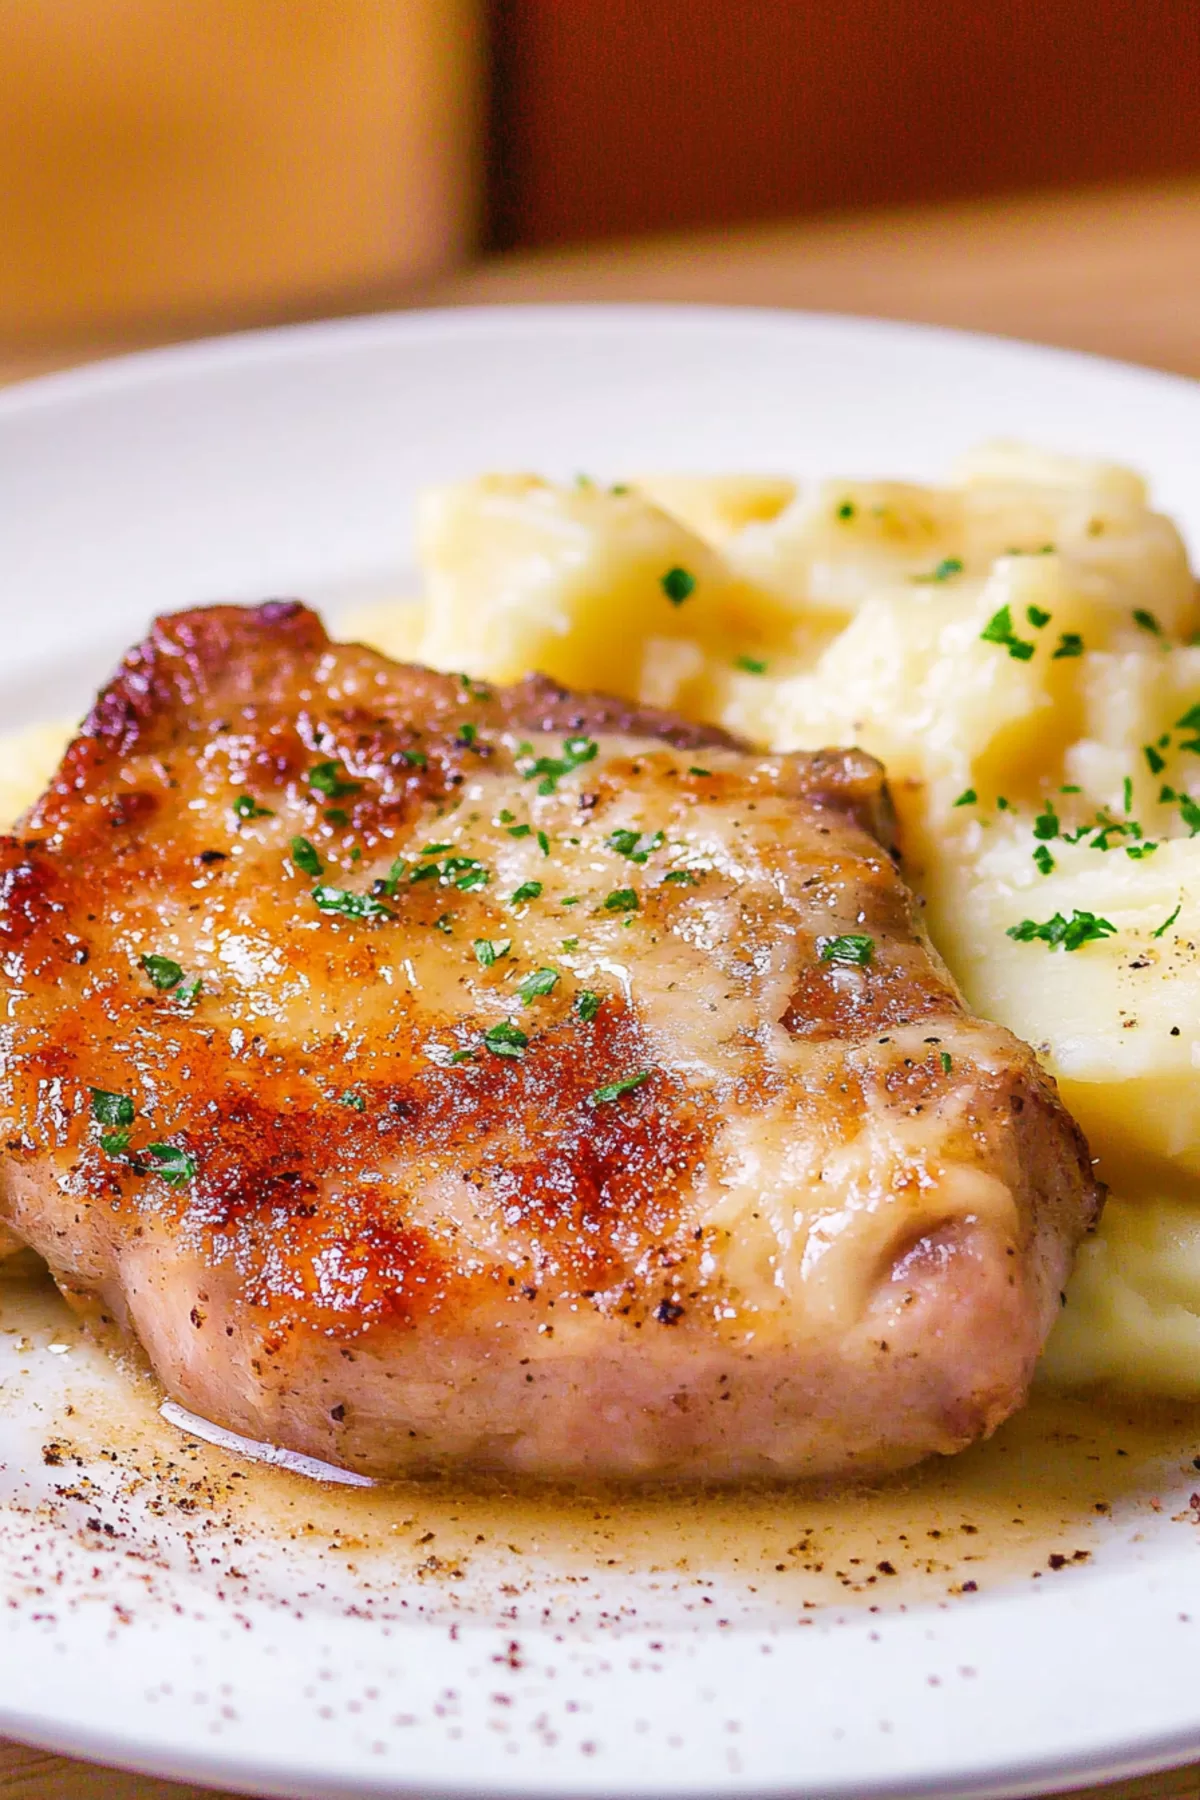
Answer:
[[8, 445, 1200, 1394], [0, 720, 73, 827]]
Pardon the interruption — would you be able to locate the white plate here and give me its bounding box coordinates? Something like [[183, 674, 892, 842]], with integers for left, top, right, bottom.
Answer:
[[3, 306, 1200, 1800]]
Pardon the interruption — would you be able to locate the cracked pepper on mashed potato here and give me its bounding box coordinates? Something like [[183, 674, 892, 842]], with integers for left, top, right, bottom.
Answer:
[[6, 444, 1200, 1395]]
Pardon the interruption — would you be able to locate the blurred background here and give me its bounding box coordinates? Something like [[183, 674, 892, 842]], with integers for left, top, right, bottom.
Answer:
[[4, 0, 1200, 379]]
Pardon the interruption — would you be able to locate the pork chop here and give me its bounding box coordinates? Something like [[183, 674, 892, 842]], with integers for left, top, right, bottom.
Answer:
[[0, 602, 1102, 1480]]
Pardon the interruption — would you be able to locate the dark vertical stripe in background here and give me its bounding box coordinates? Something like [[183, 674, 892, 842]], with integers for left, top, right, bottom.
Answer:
[[485, 0, 1200, 251]]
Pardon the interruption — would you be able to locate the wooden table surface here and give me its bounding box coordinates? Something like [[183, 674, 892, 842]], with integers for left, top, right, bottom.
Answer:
[[4, 175, 1200, 1799]]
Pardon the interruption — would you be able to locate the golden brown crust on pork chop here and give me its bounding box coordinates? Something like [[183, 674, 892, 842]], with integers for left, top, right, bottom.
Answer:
[[0, 603, 1101, 1479]]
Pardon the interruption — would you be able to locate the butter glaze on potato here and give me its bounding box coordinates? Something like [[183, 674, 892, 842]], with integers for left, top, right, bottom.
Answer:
[[0, 603, 1102, 1480]]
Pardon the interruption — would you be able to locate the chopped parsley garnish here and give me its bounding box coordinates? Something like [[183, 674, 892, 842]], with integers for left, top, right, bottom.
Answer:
[[734, 655, 768, 675], [507, 823, 531, 838], [953, 788, 977, 807], [457, 722, 478, 747], [591, 1069, 654, 1106], [447, 1049, 475, 1066], [308, 759, 360, 799], [604, 887, 639, 913], [561, 895, 580, 907], [1026, 605, 1052, 629], [325, 808, 349, 827], [1006, 910, 1117, 952], [1144, 744, 1166, 775], [520, 734, 599, 795], [434, 912, 454, 933], [980, 605, 1034, 661], [818, 933, 874, 966], [1060, 784, 1082, 793], [1032, 804, 1059, 840], [517, 966, 560, 1005], [140, 953, 184, 991], [482, 1020, 529, 1060], [376, 857, 407, 897], [1152, 901, 1183, 939], [1052, 632, 1085, 659], [291, 836, 324, 878], [661, 566, 696, 605], [1033, 844, 1055, 875], [1176, 705, 1200, 733], [1180, 794, 1200, 835], [836, 500, 856, 521], [175, 976, 203, 1010], [576, 990, 602, 1023], [91, 1090, 134, 1128], [1064, 805, 1134, 851], [663, 869, 699, 884], [340, 1090, 367, 1112], [915, 556, 964, 583], [1159, 783, 1178, 803], [1125, 842, 1158, 859], [422, 842, 452, 854], [146, 1143, 197, 1187], [607, 827, 664, 864], [1133, 608, 1163, 636], [311, 885, 394, 920], [939, 1051, 953, 1075], [473, 937, 511, 968], [537, 829, 551, 856], [510, 879, 543, 904], [449, 860, 489, 891], [498, 808, 515, 824], [398, 749, 428, 770], [562, 936, 579, 951], [100, 1132, 131, 1156], [407, 853, 489, 891], [688, 765, 711, 777], [996, 796, 1011, 810], [233, 794, 273, 820]]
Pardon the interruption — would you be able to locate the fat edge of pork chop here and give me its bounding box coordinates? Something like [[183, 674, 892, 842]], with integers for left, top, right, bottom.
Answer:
[[0, 602, 1103, 1481]]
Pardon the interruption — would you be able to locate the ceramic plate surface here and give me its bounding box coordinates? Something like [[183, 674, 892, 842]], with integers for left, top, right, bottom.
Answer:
[[2, 306, 1200, 1800]]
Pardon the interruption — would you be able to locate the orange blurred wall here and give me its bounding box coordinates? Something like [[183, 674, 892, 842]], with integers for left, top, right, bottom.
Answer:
[[1, 0, 483, 346]]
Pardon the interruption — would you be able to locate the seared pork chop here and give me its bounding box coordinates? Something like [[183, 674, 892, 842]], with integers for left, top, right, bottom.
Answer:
[[0, 603, 1101, 1480]]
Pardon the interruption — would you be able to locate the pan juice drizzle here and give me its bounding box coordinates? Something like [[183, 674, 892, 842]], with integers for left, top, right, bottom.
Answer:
[[2, 1259, 1198, 1633]]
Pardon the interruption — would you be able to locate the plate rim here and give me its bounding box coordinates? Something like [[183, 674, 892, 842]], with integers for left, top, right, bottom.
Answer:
[[3, 298, 1199, 422], [4, 1705, 1200, 1800]]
